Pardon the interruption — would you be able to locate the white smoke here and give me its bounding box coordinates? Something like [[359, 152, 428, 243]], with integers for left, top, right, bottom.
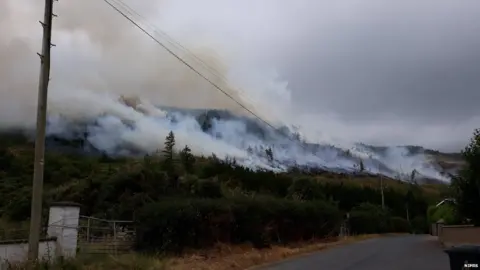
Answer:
[[0, 0, 450, 181]]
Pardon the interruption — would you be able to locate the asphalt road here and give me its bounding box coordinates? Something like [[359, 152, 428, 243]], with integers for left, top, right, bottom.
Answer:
[[260, 235, 450, 270]]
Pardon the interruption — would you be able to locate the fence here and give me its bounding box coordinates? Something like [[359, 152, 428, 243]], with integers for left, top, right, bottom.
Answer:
[[0, 202, 136, 266], [77, 215, 135, 255], [339, 221, 350, 239], [438, 224, 480, 247], [431, 221, 444, 236]]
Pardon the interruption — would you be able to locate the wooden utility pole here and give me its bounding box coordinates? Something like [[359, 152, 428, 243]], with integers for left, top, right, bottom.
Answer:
[[28, 0, 55, 261], [372, 156, 385, 210]]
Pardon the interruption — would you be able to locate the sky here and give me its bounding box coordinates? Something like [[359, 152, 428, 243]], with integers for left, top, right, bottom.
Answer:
[[1, 0, 480, 152]]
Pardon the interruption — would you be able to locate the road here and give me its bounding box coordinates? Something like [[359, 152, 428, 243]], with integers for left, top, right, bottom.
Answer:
[[259, 235, 450, 270]]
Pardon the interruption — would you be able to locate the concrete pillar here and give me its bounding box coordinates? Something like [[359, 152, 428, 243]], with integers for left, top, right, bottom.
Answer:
[[47, 202, 81, 258]]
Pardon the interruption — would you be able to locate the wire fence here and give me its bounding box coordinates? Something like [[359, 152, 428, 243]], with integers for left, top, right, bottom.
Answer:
[[0, 215, 136, 257], [0, 226, 49, 242], [76, 215, 135, 255], [0, 229, 30, 242]]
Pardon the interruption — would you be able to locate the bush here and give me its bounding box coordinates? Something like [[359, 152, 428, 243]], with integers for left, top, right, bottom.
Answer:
[[349, 203, 390, 234], [389, 216, 410, 233], [135, 196, 342, 254], [195, 179, 223, 198], [427, 204, 459, 225], [410, 216, 428, 234], [451, 128, 480, 225], [287, 178, 324, 200]]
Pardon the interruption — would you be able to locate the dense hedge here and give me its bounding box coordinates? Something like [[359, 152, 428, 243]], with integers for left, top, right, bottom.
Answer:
[[349, 203, 391, 234], [135, 196, 342, 254], [348, 203, 415, 234], [410, 216, 428, 234], [389, 216, 411, 233]]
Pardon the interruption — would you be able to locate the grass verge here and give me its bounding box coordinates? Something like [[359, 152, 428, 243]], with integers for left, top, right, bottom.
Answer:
[[167, 234, 388, 270], [5, 234, 404, 269]]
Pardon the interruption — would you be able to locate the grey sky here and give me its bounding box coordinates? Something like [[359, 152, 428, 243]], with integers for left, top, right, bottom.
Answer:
[[278, 1, 480, 151], [282, 1, 480, 122], [2, 0, 479, 152]]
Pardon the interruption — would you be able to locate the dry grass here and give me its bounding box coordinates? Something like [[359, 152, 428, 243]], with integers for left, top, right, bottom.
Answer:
[[4, 234, 400, 270], [167, 234, 383, 270], [4, 254, 167, 270]]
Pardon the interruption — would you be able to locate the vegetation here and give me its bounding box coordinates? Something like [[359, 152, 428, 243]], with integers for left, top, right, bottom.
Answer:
[[5, 254, 166, 270], [427, 203, 458, 225], [0, 132, 446, 255], [450, 128, 480, 225]]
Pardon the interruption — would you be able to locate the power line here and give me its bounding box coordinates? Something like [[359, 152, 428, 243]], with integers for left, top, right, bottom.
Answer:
[[110, 0, 275, 128], [103, 0, 280, 132], [114, 0, 275, 119], [101, 0, 315, 158], [112, 0, 233, 87], [114, 0, 268, 110]]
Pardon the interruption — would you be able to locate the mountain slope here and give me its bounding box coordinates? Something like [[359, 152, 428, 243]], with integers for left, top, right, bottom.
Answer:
[[1, 105, 463, 183]]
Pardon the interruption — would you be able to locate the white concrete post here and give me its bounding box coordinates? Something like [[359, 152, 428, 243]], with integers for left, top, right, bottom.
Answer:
[[47, 202, 81, 258]]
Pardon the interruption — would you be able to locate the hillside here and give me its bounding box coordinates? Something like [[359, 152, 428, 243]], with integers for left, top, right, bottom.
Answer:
[[0, 127, 454, 256], [0, 105, 463, 231], [0, 131, 445, 212], [5, 104, 464, 184]]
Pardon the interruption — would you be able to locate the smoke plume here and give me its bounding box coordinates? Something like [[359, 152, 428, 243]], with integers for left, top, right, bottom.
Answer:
[[0, 0, 454, 181]]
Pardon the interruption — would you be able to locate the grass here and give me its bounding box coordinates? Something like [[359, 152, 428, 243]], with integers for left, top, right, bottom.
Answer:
[[3, 234, 390, 270], [4, 254, 167, 270], [166, 234, 384, 270]]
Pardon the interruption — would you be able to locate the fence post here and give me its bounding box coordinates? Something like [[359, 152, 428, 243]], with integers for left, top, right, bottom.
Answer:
[[86, 218, 90, 243]]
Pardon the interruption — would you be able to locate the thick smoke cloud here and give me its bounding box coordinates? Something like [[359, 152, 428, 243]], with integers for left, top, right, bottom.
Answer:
[[1, 0, 475, 181], [1, 0, 294, 137]]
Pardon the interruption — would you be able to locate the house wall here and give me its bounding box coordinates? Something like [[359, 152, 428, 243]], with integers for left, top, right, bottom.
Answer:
[[438, 224, 480, 247]]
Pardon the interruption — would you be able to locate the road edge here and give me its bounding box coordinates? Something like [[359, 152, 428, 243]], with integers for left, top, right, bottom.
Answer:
[[246, 233, 409, 270]]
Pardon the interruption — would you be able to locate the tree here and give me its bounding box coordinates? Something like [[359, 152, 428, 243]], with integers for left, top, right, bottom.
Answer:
[[349, 203, 390, 234], [359, 159, 365, 173], [180, 145, 195, 173], [405, 189, 414, 223], [292, 132, 301, 141], [265, 147, 274, 163], [451, 128, 480, 225], [409, 169, 418, 185], [162, 131, 176, 175]]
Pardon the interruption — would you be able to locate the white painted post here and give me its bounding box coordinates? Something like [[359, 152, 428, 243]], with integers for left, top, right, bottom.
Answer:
[[47, 202, 81, 258]]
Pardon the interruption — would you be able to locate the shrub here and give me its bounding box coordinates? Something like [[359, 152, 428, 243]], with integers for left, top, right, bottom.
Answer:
[[349, 203, 390, 234], [135, 196, 342, 254], [195, 179, 223, 198], [427, 204, 459, 225], [389, 216, 410, 233], [451, 128, 480, 225], [410, 216, 428, 234], [287, 178, 324, 200]]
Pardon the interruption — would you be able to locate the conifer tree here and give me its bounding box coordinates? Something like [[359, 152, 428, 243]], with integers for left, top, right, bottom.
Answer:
[[359, 159, 365, 173], [180, 145, 195, 173], [162, 131, 176, 173], [265, 147, 274, 163]]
